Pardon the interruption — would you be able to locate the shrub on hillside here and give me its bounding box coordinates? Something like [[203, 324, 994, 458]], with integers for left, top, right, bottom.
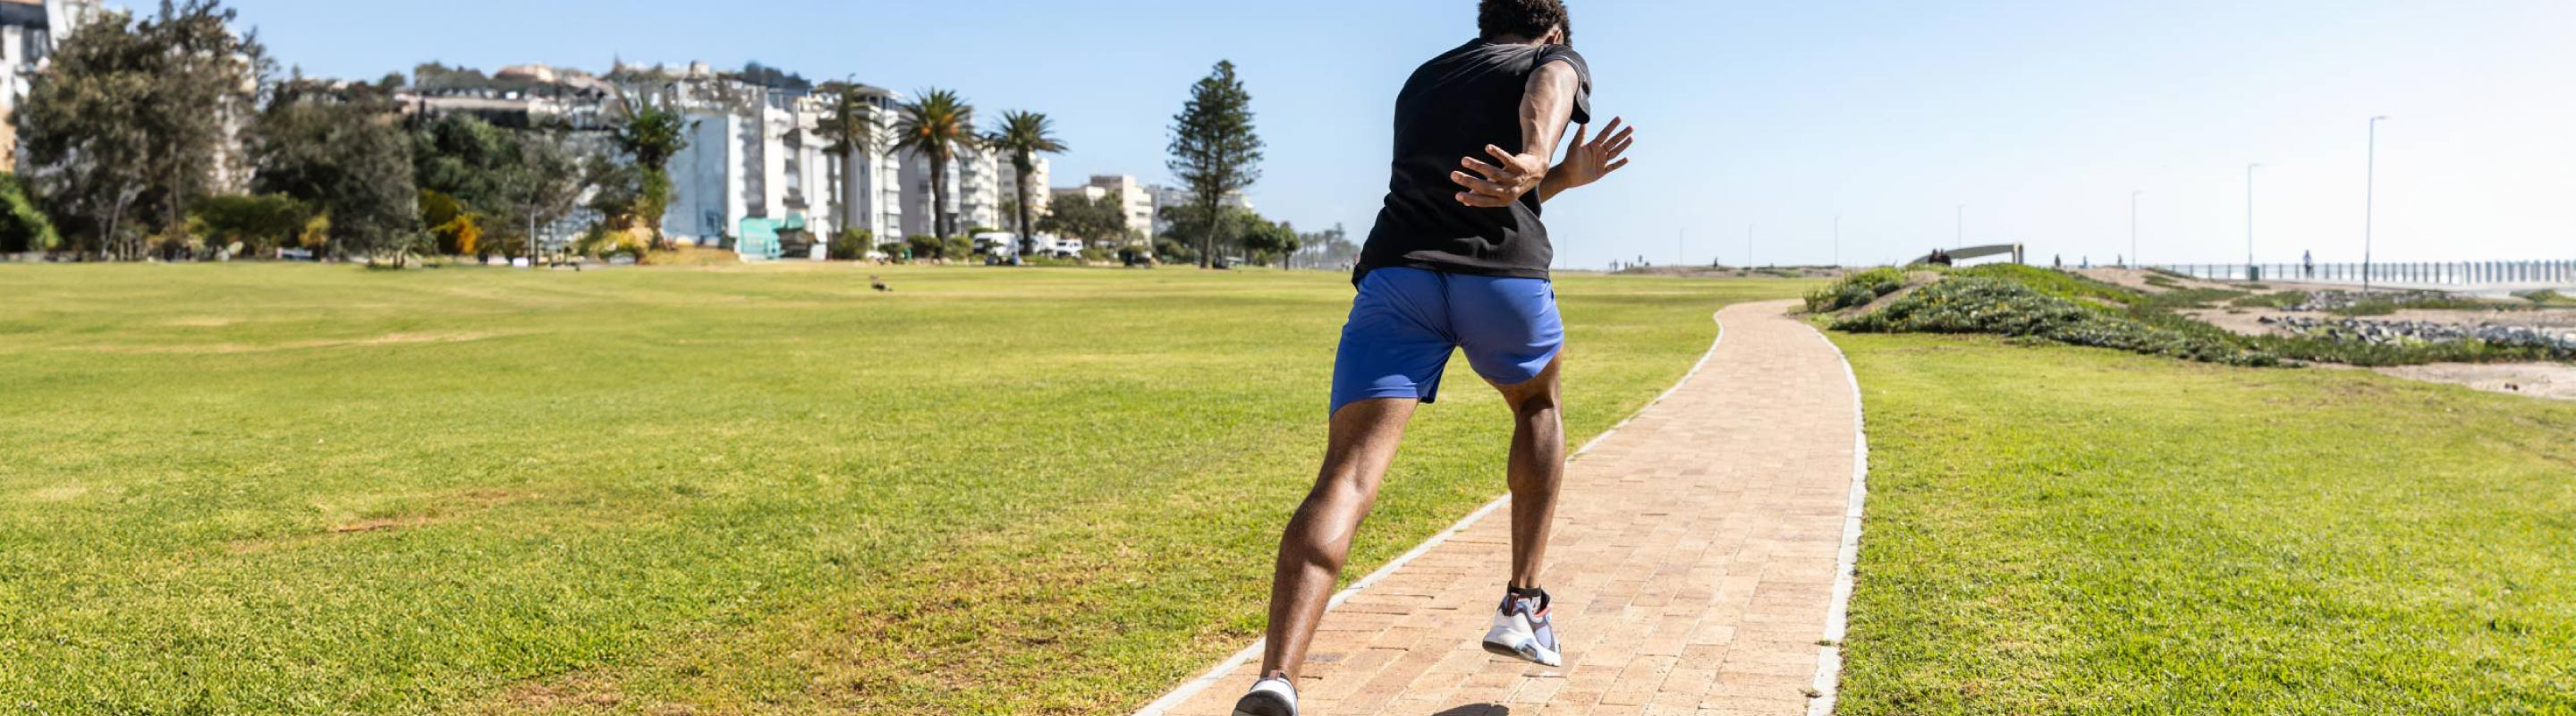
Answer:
[[1953, 264, 2138, 304], [1834, 277, 2278, 366], [1803, 268, 1906, 312]]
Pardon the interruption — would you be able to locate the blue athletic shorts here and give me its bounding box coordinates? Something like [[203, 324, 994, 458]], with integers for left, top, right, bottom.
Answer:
[[1329, 267, 1564, 416]]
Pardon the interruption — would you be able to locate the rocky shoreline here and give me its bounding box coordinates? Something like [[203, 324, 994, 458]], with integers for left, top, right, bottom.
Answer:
[[2259, 314, 2576, 359]]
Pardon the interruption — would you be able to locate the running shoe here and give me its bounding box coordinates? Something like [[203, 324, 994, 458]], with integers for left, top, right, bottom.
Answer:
[[1231, 671, 1297, 716], [1481, 588, 1563, 667]]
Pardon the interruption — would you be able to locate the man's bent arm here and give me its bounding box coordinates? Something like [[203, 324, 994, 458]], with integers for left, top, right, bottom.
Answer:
[[1520, 61, 1581, 175], [1517, 63, 1589, 202], [1452, 60, 1580, 208]]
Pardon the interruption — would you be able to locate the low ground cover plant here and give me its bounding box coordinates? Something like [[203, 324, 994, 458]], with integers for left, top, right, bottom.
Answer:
[[1831, 264, 2569, 367], [2519, 290, 2572, 306], [1805, 267, 1907, 312], [1832, 275, 2278, 366]]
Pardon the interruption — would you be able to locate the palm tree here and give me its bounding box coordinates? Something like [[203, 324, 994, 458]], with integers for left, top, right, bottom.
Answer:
[[985, 110, 1068, 257], [891, 89, 976, 240]]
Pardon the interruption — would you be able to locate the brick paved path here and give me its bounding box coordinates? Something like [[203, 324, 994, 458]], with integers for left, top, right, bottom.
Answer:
[[1142, 300, 1868, 716]]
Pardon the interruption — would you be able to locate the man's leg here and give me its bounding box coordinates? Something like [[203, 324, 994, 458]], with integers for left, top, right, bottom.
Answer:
[[1492, 356, 1565, 589], [1257, 397, 1419, 680]]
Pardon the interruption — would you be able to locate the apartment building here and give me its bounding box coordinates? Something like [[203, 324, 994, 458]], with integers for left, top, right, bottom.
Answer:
[[995, 156, 1050, 234], [897, 145, 1003, 238], [835, 84, 903, 243], [1049, 175, 1155, 243]]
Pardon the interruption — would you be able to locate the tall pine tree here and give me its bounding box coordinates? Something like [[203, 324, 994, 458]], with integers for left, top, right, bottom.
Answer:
[[1166, 60, 1263, 268]]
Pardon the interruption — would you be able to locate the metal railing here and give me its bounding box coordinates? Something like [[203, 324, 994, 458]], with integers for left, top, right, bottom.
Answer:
[[2149, 260, 2576, 287]]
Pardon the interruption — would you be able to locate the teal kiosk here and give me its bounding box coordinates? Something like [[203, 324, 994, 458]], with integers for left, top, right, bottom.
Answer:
[[734, 214, 806, 261]]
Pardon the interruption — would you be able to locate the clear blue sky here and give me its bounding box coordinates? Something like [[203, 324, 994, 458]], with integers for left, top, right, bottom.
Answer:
[[225, 0, 2575, 268]]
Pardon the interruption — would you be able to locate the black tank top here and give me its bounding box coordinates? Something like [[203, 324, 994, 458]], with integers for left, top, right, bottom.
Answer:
[[1357, 39, 1592, 284]]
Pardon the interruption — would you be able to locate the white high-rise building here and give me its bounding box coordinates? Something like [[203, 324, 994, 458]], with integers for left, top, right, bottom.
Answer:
[[659, 90, 839, 246], [631, 63, 860, 249], [835, 85, 903, 243], [995, 156, 1050, 234], [897, 145, 1001, 238], [394, 61, 910, 257]]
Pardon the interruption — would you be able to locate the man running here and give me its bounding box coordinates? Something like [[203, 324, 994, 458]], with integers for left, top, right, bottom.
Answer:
[[1233, 2, 1635, 714]]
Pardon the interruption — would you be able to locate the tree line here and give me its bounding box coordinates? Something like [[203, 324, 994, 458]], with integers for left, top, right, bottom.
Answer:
[[3, 2, 1282, 269]]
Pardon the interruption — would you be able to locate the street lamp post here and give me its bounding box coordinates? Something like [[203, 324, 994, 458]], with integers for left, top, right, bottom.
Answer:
[[2246, 163, 2263, 280], [1833, 214, 1842, 268], [2130, 191, 2142, 269], [1746, 224, 1755, 269], [2365, 115, 2389, 291]]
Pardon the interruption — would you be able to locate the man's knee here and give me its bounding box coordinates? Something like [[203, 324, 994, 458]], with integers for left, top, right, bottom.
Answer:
[[1512, 394, 1560, 422]]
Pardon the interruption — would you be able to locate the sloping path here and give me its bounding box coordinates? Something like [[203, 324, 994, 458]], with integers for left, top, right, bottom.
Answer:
[[1141, 300, 1868, 716]]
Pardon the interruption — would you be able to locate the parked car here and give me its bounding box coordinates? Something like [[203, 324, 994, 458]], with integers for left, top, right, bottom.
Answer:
[[975, 233, 1085, 260]]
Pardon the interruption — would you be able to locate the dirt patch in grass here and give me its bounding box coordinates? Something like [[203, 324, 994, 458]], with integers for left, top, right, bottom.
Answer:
[[72, 330, 513, 354], [327, 516, 440, 533], [2076, 268, 2233, 294], [226, 490, 533, 553], [2377, 362, 2576, 402], [19, 484, 89, 502]]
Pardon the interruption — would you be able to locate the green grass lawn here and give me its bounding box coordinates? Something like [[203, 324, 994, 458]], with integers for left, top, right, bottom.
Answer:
[[1832, 333, 2576, 715], [0, 263, 1810, 714]]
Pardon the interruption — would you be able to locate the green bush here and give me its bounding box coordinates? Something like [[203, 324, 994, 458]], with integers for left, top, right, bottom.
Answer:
[[1803, 268, 1906, 312], [827, 228, 874, 260], [1953, 264, 2140, 304], [2249, 333, 2564, 367], [194, 194, 314, 257], [1834, 268, 2565, 368], [1834, 277, 2278, 366], [0, 173, 60, 254], [904, 234, 944, 260]]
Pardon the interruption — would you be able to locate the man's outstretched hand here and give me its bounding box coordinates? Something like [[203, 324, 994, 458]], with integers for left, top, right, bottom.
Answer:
[[1450, 117, 1637, 207], [1550, 117, 1634, 194], [1453, 145, 1550, 208]]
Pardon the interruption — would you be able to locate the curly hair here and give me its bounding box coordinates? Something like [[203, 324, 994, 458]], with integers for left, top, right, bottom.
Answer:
[[1479, 0, 1571, 44]]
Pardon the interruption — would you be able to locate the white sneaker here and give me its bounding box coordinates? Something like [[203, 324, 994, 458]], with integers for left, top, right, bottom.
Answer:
[[1231, 671, 1297, 716], [1481, 588, 1563, 667]]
